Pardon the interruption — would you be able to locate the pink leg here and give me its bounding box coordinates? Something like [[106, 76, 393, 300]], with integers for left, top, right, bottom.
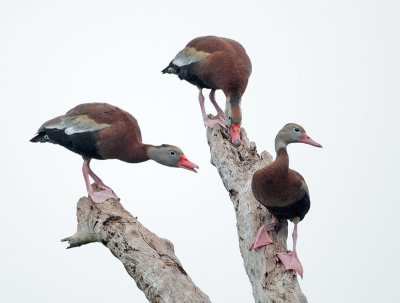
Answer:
[[209, 90, 225, 119], [82, 160, 93, 194], [82, 159, 118, 203], [277, 221, 304, 278], [88, 167, 111, 190], [198, 89, 225, 128], [293, 222, 298, 252], [198, 89, 207, 119], [249, 216, 277, 250]]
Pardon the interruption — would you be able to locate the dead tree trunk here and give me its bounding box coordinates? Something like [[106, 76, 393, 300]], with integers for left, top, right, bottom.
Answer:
[[206, 125, 307, 303], [62, 198, 211, 303], [63, 125, 307, 303]]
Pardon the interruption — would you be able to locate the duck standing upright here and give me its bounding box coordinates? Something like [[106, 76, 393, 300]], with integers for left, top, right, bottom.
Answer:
[[162, 35, 252, 146], [250, 123, 322, 277], [30, 103, 198, 203]]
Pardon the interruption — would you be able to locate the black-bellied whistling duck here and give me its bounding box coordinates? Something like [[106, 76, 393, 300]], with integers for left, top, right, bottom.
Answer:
[[30, 103, 199, 203], [162, 35, 252, 146], [249, 123, 322, 277]]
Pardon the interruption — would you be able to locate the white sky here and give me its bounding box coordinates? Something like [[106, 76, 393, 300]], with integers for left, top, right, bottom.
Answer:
[[1, 1, 399, 302]]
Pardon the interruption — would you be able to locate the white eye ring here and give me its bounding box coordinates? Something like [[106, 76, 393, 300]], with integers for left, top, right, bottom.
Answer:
[[170, 151, 176, 156], [294, 128, 300, 132]]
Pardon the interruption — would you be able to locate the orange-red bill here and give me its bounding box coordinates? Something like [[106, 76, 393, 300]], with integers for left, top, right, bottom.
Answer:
[[178, 154, 199, 173], [230, 123, 241, 146]]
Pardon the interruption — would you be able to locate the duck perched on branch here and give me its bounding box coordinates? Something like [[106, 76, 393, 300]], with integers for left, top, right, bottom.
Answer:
[[30, 102, 198, 203], [250, 123, 322, 277], [162, 35, 252, 146]]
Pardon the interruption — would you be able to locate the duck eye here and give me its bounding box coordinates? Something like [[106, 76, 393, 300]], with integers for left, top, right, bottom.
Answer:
[[170, 151, 176, 156], [294, 128, 300, 132]]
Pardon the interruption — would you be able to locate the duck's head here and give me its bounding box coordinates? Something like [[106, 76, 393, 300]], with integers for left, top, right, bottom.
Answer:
[[275, 123, 322, 152], [148, 145, 199, 173]]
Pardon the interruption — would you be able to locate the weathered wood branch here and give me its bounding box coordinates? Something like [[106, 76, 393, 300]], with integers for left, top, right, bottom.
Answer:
[[63, 125, 307, 303], [62, 197, 211, 303], [206, 125, 307, 303]]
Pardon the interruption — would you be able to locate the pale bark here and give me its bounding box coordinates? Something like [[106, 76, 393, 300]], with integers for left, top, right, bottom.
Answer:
[[206, 125, 307, 303], [63, 125, 307, 303], [62, 197, 211, 303]]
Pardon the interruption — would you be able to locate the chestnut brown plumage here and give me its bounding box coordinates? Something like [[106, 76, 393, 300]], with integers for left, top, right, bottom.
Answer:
[[30, 103, 198, 203], [249, 123, 322, 277], [162, 35, 252, 146]]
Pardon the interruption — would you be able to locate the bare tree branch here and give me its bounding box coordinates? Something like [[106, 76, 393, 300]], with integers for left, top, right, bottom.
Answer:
[[206, 125, 307, 303], [63, 124, 307, 303], [62, 197, 211, 303]]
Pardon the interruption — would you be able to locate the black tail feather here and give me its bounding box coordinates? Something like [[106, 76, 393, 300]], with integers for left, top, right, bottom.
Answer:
[[30, 131, 48, 143], [161, 63, 179, 74]]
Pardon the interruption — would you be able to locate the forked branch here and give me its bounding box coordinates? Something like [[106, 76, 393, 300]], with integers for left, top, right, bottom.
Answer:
[[63, 125, 307, 303]]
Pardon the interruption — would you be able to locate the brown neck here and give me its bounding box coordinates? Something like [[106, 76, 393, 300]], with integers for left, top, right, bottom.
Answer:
[[254, 148, 289, 182], [273, 149, 289, 177], [229, 92, 241, 105], [122, 143, 151, 163]]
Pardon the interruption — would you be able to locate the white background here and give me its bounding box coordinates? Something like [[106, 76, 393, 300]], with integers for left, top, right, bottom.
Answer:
[[1, 0, 399, 302]]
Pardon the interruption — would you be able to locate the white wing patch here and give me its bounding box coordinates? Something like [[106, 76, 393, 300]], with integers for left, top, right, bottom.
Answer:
[[172, 47, 209, 67], [45, 115, 109, 135]]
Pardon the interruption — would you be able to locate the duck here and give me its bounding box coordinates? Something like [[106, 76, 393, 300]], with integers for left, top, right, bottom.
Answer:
[[249, 123, 322, 277], [30, 102, 199, 203], [162, 35, 252, 146]]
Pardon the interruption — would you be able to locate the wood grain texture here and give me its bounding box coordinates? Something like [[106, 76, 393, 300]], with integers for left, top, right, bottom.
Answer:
[[206, 125, 307, 303], [62, 197, 211, 303], [63, 124, 307, 303]]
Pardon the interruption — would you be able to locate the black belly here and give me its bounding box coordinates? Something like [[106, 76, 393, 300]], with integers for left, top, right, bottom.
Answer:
[[42, 128, 103, 160], [178, 63, 215, 89], [267, 194, 310, 222]]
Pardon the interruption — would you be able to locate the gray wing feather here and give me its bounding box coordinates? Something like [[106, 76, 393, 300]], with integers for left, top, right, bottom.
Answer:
[[172, 48, 209, 67], [44, 115, 109, 135]]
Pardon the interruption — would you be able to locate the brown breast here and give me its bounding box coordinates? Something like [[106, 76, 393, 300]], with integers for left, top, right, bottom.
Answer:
[[251, 150, 309, 208], [67, 103, 148, 163], [188, 36, 252, 96]]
